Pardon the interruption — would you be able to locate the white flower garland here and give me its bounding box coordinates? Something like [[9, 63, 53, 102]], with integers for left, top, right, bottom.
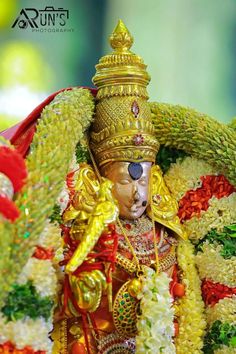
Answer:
[[185, 193, 236, 242], [0, 314, 53, 352], [38, 220, 62, 250], [136, 267, 175, 354], [195, 242, 236, 287], [0, 215, 63, 352], [164, 157, 216, 201], [17, 258, 58, 297], [215, 346, 236, 354], [206, 295, 236, 326]]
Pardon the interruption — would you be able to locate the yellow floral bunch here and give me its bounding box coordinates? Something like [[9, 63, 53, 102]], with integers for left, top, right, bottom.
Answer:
[[0, 88, 95, 308], [175, 240, 206, 354]]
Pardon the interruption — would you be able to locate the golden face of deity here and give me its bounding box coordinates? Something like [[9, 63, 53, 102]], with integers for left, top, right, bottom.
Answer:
[[101, 161, 152, 220]]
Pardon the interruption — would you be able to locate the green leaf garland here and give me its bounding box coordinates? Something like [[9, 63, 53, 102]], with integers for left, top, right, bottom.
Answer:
[[2, 281, 53, 321], [203, 320, 236, 353], [196, 225, 236, 259]]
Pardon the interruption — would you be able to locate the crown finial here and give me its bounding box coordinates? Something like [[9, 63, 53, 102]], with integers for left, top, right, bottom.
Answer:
[[109, 19, 134, 51]]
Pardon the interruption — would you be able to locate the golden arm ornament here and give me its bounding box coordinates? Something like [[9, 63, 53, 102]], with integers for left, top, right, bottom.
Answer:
[[147, 165, 187, 240], [65, 166, 119, 273], [60, 165, 119, 314]]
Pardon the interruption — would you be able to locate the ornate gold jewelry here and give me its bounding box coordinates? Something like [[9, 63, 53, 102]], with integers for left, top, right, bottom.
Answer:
[[65, 167, 119, 273], [112, 280, 139, 339], [116, 214, 153, 237], [97, 332, 135, 353], [147, 165, 187, 240], [115, 253, 136, 274], [51, 319, 68, 354], [90, 20, 159, 167], [69, 270, 107, 313]]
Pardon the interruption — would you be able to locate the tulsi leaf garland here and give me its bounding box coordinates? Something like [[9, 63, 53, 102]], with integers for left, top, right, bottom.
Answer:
[[156, 145, 188, 173], [75, 141, 91, 164], [196, 225, 236, 259], [2, 282, 53, 322], [203, 320, 236, 354], [49, 204, 62, 225]]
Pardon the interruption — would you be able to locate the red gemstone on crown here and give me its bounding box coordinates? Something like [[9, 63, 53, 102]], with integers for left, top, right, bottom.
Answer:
[[133, 134, 144, 146], [131, 101, 139, 118]]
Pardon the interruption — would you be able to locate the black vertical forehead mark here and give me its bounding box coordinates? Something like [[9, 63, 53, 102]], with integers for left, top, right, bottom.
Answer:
[[128, 162, 143, 180]]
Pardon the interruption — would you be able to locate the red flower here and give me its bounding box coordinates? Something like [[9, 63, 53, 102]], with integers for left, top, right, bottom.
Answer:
[[201, 279, 236, 306], [0, 342, 46, 353], [178, 175, 235, 222], [33, 246, 54, 260]]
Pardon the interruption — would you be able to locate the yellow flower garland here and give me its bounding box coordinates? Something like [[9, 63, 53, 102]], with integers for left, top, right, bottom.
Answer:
[[0, 88, 95, 307], [175, 240, 206, 354]]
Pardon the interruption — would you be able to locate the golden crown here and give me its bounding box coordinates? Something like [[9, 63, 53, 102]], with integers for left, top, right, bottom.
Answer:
[[89, 20, 159, 167]]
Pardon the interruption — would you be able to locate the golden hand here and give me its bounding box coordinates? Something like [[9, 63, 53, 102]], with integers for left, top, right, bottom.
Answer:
[[69, 270, 107, 313]]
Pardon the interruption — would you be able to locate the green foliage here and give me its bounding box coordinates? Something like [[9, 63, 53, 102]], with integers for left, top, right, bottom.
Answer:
[[156, 145, 188, 173], [49, 203, 62, 225], [1, 281, 53, 321], [203, 320, 236, 353], [196, 225, 236, 259], [75, 142, 91, 164]]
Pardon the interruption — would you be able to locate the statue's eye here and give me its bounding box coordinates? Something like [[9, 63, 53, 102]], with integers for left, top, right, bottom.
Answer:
[[119, 179, 131, 185], [139, 178, 147, 186]]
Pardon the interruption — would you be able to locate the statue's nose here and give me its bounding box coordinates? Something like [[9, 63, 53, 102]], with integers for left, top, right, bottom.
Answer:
[[133, 189, 140, 203]]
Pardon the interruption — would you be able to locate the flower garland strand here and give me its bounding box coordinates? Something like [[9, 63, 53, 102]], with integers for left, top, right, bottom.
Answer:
[[0, 145, 89, 353], [0, 219, 62, 353], [175, 240, 206, 354], [150, 102, 236, 185], [164, 157, 216, 201], [164, 155, 236, 353], [136, 267, 175, 354], [195, 242, 236, 288], [185, 193, 236, 242], [205, 295, 236, 326], [0, 88, 94, 308], [178, 175, 235, 222]]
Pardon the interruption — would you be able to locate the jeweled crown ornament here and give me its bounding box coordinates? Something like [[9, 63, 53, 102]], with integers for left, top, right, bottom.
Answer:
[[90, 20, 159, 167]]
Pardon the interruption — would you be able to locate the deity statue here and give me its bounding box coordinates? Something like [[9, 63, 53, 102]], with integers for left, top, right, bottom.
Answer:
[[1, 19, 236, 354], [52, 20, 187, 354]]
